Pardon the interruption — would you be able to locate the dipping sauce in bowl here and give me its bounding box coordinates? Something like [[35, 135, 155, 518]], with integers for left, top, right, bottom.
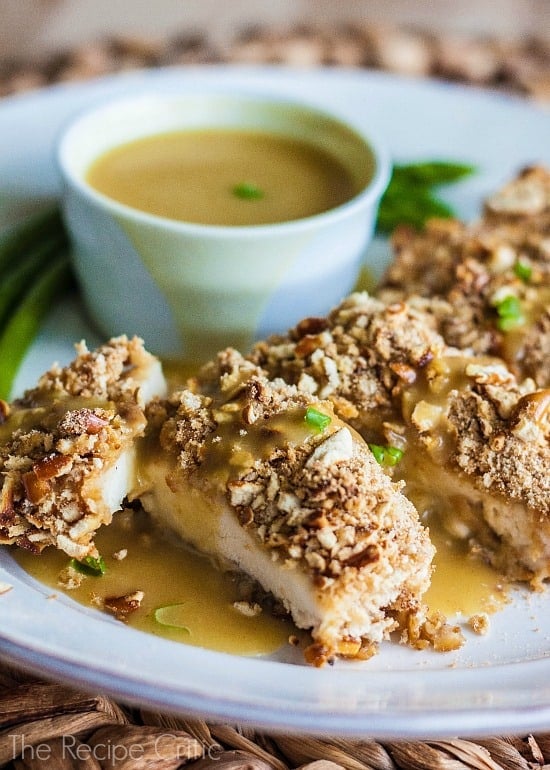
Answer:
[[86, 128, 366, 226], [57, 91, 389, 360]]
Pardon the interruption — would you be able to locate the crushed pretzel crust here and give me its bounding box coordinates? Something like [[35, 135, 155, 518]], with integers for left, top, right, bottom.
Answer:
[[446, 383, 549, 515], [468, 613, 490, 636], [145, 349, 435, 665], [379, 165, 550, 387], [103, 590, 145, 622], [0, 336, 162, 560], [250, 293, 550, 582], [251, 293, 445, 439]]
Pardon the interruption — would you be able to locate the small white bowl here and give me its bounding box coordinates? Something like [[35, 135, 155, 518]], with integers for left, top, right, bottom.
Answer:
[[56, 91, 390, 361]]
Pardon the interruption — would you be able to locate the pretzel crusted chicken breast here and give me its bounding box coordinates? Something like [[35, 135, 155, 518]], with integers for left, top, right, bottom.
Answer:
[[138, 349, 436, 665]]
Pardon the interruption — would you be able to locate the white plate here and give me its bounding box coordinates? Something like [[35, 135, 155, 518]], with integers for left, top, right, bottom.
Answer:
[[1, 66, 550, 739]]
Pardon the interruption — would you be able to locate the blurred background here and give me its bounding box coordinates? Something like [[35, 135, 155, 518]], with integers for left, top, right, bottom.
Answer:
[[0, 0, 549, 99]]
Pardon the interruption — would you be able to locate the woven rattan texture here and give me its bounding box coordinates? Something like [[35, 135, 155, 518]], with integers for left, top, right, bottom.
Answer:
[[0, 23, 549, 101], [2, 665, 550, 769]]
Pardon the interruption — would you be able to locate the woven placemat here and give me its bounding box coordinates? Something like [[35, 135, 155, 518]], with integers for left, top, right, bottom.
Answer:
[[0, 21, 549, 101], [1, 21, 550, 769], [1, 662, 550, 769]]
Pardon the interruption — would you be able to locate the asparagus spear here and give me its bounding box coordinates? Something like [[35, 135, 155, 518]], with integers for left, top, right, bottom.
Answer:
[[0, 253, 74, 400], [0, 233, 67, 330], [0, 207, 66, 274]]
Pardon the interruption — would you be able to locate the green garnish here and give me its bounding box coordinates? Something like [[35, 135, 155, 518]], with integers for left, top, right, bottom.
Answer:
[[0, 253, 74, 400], [513, 259, 532, 283], [368, 443, 386, 465], [497, 316, 525, 332], [376, 160, 476, 234], [304, 406, 331, 432], [0, 207, 73, 400], [368, 443, 404, 467], [232, 182, 264, 200], [153, 604, 191, 633], [70, 555, 106, 577], [390, 161, 476, 187], [0, 207, 66, 274], [385, 446, 405, 464], [492, 294, 525, 332]]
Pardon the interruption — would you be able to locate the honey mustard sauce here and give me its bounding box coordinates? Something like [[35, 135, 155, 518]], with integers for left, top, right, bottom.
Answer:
[[15, 508, 295, 656], [424, 520, 507, 618], [87, 130, 360, 227], [402, 461, 508, 618], [0, 396, 114, 444]]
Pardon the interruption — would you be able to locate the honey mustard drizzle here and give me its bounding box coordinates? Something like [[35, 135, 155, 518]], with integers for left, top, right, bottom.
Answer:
[[15, 508, 294, 656]]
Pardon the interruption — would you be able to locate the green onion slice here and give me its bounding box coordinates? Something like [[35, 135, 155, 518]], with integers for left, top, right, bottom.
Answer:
[[385, 446, 405, 465], [497, 315, 525, 332], [492, 294, 525, 331], [153, 604, 191, 633], [368, 443, 386, 465], [304, 406, 331, 432], [513, 259, 532, 283], [368, 443, 404, 467], [232, 182, 264, 200], [70, 555, 106, 577]]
